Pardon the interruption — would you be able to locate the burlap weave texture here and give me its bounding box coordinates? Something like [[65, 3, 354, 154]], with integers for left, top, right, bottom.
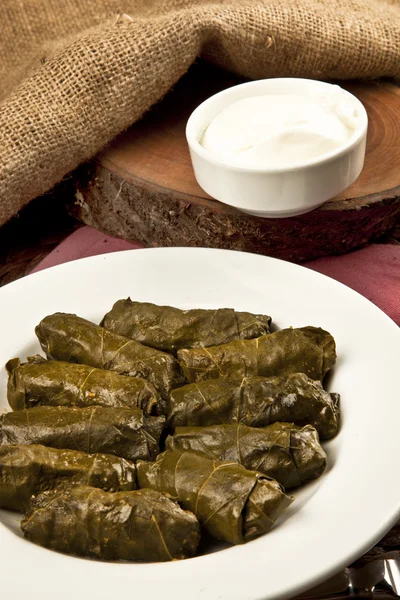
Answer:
[[1, 0, 400, 225]]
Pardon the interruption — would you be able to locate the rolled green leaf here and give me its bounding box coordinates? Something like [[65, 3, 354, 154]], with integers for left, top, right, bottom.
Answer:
[[168, 372, 339, 440], [178, 326, 336, 383], [35, 313, 184, 401], [166, 422, 327, 488], [0, 444, 136, 511], [137, 450, 293, 545], [22, 485, 200, 562], [6, 356, 162, 415], [0, 406, 165, 461], [101, 298, 271, 353]]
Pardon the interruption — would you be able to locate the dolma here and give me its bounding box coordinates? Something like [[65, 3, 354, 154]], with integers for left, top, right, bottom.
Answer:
[[0, 444, 136, 511], [0, 406, 164, 462], [166, 422, 327, 488], [178, 326, 336, 383], [137, 450, 293, 545], [6, 356, 162, 415], [167, 372, 339, 440], [22, 485, 200, 562], [101, 298, 272, 353], [35, 313, 184, 401]]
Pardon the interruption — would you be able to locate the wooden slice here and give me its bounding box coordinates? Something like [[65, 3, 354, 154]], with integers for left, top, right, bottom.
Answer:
[[72, 62, 400, 262]]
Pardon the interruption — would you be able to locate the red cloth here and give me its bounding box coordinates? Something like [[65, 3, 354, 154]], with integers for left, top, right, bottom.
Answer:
[[33, 226, 400, 326]]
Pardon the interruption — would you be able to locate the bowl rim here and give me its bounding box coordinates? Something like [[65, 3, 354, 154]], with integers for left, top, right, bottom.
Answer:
[[185, 77, 368, 174]]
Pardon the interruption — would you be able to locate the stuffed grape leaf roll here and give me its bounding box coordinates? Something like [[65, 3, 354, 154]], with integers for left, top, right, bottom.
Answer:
[[178, 326, 336, 383], [137, 450, 293, 545], [167, 372, 339, 440], [0, 406, 165, 461], [6, 356, 162, 415], [22, 485, 201, 562], [35, 313, 184, 401], [0, 444, 136, 511], [166, 422, 326, 489], [101, 299, 272, 353]]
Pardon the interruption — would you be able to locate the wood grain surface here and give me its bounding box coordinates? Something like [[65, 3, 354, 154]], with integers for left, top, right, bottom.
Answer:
[[71, 62, 400, 262]]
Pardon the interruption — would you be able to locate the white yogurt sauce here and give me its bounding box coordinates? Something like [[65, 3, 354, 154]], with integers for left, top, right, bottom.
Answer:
[[200, 90, 360, 169]]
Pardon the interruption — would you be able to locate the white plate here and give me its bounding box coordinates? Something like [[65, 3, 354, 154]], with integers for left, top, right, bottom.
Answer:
[[1, 247, 400, 600]]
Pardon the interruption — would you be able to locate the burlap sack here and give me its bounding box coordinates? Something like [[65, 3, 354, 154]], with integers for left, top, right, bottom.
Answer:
[[1, 0, 400, 227]]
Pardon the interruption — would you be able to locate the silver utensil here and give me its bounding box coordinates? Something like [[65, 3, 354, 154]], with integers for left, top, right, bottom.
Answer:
[[297, 558, 400, 598]]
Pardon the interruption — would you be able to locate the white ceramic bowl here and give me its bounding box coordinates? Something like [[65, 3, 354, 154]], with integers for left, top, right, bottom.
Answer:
[[186, 78, 368, 218]]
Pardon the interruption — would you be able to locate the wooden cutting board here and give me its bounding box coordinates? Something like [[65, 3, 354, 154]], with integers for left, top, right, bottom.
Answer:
[[72, 62, 400, 262]]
